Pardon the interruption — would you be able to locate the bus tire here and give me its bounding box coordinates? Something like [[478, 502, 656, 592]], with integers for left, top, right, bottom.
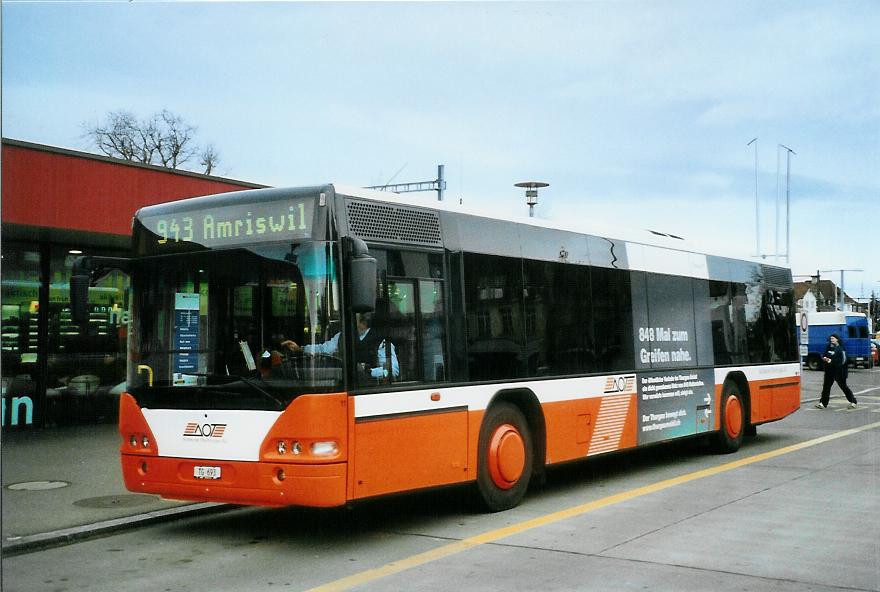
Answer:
[[806, 355, 821, 371], [476, 402, 533, 512], [713, 382, 745, 454]]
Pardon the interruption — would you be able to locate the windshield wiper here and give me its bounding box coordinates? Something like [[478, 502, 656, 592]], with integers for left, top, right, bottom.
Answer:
[[179, 373, 284, 410]]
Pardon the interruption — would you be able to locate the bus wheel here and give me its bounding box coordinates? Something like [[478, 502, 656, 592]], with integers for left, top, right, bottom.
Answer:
[[476, 402, 533, 512], [713, 382, 745, 454], [807, 355, 821, 371]]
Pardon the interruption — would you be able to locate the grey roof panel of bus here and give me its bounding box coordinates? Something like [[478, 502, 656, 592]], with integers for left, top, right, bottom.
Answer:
[[518, 224, 591, 266], [332, 184, 793, 281], [333, 184, 696, 251]]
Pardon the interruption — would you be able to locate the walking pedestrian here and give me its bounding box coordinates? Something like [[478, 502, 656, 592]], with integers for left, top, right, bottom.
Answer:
[[815, 334, 858, 409]]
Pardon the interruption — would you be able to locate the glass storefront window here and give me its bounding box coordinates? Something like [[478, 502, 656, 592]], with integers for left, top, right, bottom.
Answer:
[[2, 242, 130, 430], [1, 245, 42, 429], [46, 248, 128, 424]]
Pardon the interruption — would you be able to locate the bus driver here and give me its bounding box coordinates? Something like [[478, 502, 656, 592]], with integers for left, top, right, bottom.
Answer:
[[280, 312, 399, 380]]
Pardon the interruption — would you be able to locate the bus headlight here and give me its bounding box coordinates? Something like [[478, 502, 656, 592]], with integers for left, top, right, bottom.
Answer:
[[130, 435, 138, 448], [277, 440, 287, 455], [310, 441, 338, 456], [291, 441, 303, 455]]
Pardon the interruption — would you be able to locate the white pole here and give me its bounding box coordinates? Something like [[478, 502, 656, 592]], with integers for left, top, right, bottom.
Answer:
[[748, 138, 759, 256], [775, 145, 781, 262], [785, 149, 791, 265]]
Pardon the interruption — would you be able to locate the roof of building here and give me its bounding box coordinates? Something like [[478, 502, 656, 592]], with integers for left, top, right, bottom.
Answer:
[[2, 138, 266, 239], [794, 279, 858, 305]]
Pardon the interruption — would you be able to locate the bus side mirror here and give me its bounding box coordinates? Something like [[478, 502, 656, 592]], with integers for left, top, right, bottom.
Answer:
[[349, 257, 377, 313], [69, 255, 130, 325], [347, 237, 376, 313], [70, 273, 91, 325]]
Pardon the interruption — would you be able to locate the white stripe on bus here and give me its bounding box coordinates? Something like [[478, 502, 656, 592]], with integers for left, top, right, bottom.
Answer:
[[355, 365, 800, 419]]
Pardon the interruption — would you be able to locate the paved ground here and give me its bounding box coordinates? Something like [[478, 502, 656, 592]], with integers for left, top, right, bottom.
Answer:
[[1, 422, 214, 553]]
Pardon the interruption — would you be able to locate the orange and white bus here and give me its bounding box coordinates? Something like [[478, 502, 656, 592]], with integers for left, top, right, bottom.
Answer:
[[72, 184, 800, 511]]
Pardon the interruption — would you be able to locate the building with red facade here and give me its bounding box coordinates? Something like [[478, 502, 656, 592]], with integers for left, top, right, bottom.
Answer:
[[1, 138, 264, 429]]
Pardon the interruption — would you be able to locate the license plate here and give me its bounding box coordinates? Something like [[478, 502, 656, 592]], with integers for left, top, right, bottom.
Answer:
[[193, 466, 221, 480]]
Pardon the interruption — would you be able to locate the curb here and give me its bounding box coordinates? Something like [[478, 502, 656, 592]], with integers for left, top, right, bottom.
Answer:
[[2, 502, 233, 557]]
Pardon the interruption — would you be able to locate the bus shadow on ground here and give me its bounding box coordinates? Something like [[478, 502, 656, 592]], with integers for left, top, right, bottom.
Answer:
[[541, 428, 790, 494], [159, 431, 788, 549]]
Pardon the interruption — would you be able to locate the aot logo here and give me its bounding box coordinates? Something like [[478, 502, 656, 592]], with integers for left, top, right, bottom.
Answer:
[[603, 375, 636, 395], [183, 422, 227, 438]]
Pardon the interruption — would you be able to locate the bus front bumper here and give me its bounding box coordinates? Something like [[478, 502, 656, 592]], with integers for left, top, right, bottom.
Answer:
[[121, 454, 347, 508]]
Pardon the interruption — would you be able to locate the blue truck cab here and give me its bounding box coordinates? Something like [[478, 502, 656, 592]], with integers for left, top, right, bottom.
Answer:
[[799, 311, 873, 370]]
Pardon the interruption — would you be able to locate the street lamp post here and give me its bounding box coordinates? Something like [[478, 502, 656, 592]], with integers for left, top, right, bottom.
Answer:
[[515, 181, 549, 218], [747, 138, 760, 257], [775, 146, 780, 262], [780, 144, 795, 264]]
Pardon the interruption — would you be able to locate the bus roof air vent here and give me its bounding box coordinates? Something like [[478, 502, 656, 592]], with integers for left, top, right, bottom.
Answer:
[[345, 200, 442, 247], [760, 265, 792, 288]]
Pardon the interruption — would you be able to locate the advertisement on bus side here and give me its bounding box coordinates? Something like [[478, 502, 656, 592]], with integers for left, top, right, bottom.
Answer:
[[636, 368, 715, 444]]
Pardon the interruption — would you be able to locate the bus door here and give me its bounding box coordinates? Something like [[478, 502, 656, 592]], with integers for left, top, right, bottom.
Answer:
[[351, 251, 468, 499], [382, 278, 447, 383]]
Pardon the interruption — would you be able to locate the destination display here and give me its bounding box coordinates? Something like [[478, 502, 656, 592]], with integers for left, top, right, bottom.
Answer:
[[138, 197, 316, 250]]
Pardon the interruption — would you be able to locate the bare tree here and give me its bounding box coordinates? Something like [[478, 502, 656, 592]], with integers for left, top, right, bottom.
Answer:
[[151, 110, 198, 168], [82, 109, 221, 175], [86, 110, 139, 162], [200, 143, 221, 176]]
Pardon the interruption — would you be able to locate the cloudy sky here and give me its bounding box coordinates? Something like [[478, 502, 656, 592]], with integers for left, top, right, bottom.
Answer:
[[4, 1, 879, 299]]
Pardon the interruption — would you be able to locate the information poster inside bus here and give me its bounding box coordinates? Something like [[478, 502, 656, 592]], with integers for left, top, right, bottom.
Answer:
[[173, 292, 200, 386]]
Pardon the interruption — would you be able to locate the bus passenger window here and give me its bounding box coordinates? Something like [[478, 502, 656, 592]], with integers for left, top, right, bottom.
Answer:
[[420, 280, 446, 381], [364, 248, 448, 386], [385, 281, 416, 382]]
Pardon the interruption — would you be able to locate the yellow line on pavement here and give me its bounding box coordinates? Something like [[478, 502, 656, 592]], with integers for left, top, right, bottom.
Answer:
[[307, 421, 880, 592]]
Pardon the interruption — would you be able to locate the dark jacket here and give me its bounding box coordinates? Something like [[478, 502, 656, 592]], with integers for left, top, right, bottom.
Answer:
[[823, 342, 848, 376], [354, 328, 384, 369]]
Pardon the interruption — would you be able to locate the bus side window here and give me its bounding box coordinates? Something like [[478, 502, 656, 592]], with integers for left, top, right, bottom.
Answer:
[[371, 248, 449, 385], [378, 278, 448, 384], [386, 280, 417, 382], [419, 280, 446, 381]]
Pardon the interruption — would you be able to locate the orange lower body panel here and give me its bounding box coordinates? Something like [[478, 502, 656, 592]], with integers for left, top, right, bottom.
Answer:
[[714, 377, 801, 429], [350, 410, 469, 499], [769, 382, 801, 420], [121, 454, 347, 507]]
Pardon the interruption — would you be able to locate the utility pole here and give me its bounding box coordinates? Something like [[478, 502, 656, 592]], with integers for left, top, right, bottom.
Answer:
[[747, 138, 760, 258], [820, 268, 863, 311], [775, 146, 780, 262], [779, 144, 795, 264], [368, 164, 447, 201]]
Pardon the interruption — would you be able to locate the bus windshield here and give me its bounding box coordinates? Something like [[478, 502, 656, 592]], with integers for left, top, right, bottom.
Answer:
[[127, 241, 342, 409]]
